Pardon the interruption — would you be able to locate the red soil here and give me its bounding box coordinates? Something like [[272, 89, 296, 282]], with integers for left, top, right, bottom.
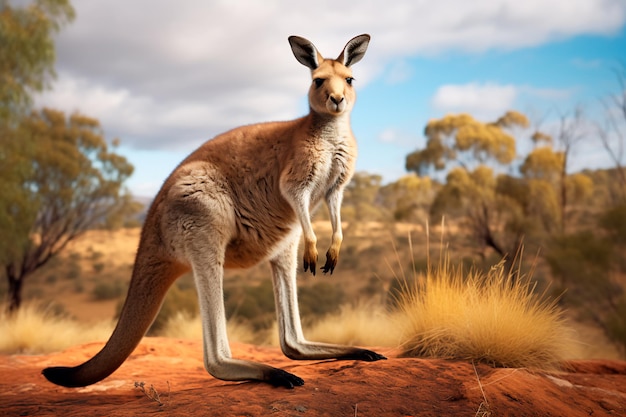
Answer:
[[1, 338, 625, 416]]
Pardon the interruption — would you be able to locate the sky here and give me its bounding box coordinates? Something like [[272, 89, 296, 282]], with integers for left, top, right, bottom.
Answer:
[[35, 0, 626, 198]]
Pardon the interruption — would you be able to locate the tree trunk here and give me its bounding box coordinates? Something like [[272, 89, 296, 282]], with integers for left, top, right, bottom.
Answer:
[[474, 204, 517, 282], [6, 270, 23, 314], [560, 151, 568, 234]]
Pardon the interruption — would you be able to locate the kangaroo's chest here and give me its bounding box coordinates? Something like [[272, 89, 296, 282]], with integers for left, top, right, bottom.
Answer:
[[309, 139, 355, 202]]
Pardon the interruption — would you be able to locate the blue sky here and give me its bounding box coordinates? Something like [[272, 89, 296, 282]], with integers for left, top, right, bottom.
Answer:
[[353, 29, 626, 182], [36, 0, 626, 197]]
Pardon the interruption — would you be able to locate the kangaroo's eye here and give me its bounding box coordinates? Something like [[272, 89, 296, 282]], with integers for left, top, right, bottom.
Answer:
[[313, 78, 324, 88], [346, 77, 354, 86]]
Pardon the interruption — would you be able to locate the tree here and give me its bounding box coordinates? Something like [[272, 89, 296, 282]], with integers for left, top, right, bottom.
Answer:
[[1, 0, 76, 301], [597, 64, 626, 202], [378, 174, 435, 222], [2, 108, 134, 312], [0, 0, 75, 123], [341, 172, 386, 224], [523, 109, 591, 233], [406, 111, 527, 176], [407, 112, 529, 271]]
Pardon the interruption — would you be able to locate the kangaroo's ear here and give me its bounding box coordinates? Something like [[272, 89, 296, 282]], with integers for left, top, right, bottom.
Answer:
[[337, 34, 370, 67], [289, 36, 323, 70]]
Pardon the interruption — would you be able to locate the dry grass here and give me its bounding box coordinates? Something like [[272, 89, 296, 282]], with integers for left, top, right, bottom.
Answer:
[[0, 302, 113, 354], [0, 223, 583, 368], [304, 301, 401, 347], [396, 256, 580, 369], [160, 312, 259, 345], [161, 304, 401, 349]]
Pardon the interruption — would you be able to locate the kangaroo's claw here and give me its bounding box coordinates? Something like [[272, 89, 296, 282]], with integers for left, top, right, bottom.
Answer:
[[322, 249, 338, 274], [303, 258, 316, 276]]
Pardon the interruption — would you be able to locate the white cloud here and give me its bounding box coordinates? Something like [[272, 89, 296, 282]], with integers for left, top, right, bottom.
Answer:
[[431, 83, 518, 120], [34, 0, 626, 151], [377, 128, 420, 147], [378, 128, 400, 143], [384, 60, 414, 85], [520, 86, 575, 101]]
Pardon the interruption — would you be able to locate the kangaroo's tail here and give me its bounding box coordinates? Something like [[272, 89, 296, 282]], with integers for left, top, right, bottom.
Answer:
[[42, 241, 187, 388]]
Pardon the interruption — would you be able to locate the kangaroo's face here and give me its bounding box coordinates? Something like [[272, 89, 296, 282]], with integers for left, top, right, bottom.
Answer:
[[289, 34, 369, 118], [309, 60, 356, 116]]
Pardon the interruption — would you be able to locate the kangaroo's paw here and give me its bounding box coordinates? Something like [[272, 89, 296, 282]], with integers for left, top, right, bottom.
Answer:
[[321, 250, 338, 274], [340, 348, 387, 362], [265, 368, 305, 389], [303, 246, 318, 276]]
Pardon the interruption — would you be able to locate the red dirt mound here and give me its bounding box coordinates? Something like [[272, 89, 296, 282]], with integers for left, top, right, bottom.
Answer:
[[1, 338, 625, 416]]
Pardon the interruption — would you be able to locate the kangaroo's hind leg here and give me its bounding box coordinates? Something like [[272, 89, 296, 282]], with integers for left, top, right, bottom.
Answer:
[[270, 232, 386, 362], [184, 220, 304, 388]]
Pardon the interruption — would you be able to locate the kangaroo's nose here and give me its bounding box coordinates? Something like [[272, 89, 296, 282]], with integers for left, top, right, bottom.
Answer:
[[330, 95, 344, 105]]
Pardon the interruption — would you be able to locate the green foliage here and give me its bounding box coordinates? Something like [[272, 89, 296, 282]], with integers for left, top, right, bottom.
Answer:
[[545, 229, 622, 339], [546, 231, 613, 290], [566, 173, 593, 205], [606, 299, 626, 354], [66, 262, 81, 280], [521, 146, 563, 182], [599, 204, 626, 246], [298, 282, 346, 318], [409, 112, 537, 266], [430, 165, 528, 264], [360, 275, 384, 298], [92, 280, 126, 301], [92, 262, 105, 273], [341, 172, 387, 222], [2, 108, 133, 311], [224, 280, 275, 330], [525, 179, 560, 234], [409, 110, 597, 270], [406, 111, 527, 176], [0, 0, 75, 122], [222, 279, 346, 331], [378, 174, 435, 222], [148, 284, 199, 335]]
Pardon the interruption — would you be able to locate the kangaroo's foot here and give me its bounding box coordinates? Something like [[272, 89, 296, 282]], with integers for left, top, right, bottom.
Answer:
[[264, 368, 305, 389], [338, 348, 387, 362]]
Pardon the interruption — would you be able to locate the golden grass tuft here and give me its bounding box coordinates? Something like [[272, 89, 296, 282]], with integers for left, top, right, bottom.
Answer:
[[396, 258, 580, 369], [304, 301, 401, 347], [160, 312, 259, 345], [162, 306, 401, 349], [0, 303, 113, 354]]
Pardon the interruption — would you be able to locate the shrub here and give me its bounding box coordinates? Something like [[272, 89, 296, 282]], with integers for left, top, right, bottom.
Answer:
[[0, 302, 113, 354], [147, 284, 198, 335], [606, 298, 626, 355], [546, 231, 624, 326], [298, 282, 345, 318], [225, 279, 275, 330], [93, 262, 105, 273], [66, 264, 81, 280], [395, 257, 579, 369], [599, 204, 626, 245], [92, 280, 126, 300]]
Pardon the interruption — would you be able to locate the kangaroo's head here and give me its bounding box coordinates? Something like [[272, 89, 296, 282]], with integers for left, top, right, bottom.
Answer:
[[289, 34, 370, 117]]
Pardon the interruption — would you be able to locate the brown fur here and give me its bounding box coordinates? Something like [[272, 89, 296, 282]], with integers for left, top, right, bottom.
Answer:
[[43, 34, 384, 389]]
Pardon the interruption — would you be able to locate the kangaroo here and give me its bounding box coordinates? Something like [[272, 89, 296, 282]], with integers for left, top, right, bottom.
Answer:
[[42, 34, 384, 389]]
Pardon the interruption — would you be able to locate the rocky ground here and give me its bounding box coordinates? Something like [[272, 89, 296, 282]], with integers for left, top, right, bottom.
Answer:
[[1, 337, 625, 416]]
